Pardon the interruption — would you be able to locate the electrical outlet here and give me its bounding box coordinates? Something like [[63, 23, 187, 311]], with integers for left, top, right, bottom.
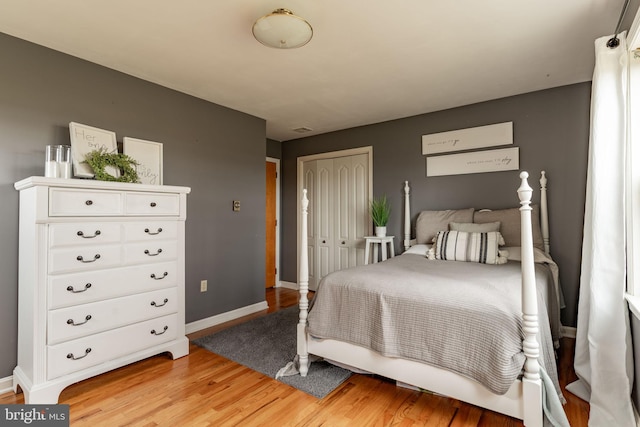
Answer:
[[200, 280, 207, 292], [233, 200, 240, 212]]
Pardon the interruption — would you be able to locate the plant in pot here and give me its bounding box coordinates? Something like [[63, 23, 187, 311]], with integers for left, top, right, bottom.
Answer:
[[370, 195, 391, 237]]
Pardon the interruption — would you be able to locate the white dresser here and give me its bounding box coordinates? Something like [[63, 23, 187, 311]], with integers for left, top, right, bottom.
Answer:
[[13, 177, 191, 404]]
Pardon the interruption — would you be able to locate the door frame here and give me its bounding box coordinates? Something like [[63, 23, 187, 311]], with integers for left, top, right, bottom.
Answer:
[[266, 157, 281, 287], [296, 146, 373, 289]]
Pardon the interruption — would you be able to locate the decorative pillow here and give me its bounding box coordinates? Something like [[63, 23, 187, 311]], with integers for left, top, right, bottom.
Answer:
[[428, 230, 508, 264], [449, 221, 501, 233], [473, 205, 544, 250], [415, 208, 474, 245], [403, 244, 431, 256]]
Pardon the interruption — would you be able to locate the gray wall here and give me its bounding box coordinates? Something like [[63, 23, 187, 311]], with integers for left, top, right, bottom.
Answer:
[[281, 83, 591, 328], [0, 33, 267, 378], [267, 138, 282, 159]]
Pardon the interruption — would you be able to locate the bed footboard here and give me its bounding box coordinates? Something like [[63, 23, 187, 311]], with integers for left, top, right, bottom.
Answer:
[[518, 172, 543, 426], [297, 189, 310, 377]]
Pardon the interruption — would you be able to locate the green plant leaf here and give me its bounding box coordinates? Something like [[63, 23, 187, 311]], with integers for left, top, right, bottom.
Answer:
[[83, 148, 140, 183], [370, 195, 391, 226]]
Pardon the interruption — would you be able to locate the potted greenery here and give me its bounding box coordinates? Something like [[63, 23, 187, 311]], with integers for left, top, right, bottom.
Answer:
[[370, 195, 391, 237]]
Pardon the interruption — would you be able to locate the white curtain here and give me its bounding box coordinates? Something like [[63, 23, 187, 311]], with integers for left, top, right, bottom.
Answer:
[[566, 34, 635, 426]]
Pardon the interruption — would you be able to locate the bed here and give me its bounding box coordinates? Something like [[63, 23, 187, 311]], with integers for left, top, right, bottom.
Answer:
[[296, 171, 565, 427]]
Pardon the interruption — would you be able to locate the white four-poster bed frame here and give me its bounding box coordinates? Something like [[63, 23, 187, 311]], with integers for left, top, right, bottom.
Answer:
[[297, 171, 550, 427]]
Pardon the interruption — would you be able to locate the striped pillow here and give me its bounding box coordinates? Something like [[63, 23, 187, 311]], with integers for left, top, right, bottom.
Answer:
[[429, 230, 507, 264]]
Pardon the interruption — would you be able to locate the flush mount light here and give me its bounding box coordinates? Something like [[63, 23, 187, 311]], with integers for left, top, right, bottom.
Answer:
[[252, 8, 313, 49]]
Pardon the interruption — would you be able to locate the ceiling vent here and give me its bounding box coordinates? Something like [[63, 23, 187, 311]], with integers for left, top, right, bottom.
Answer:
[[293, 127, 313, 133]]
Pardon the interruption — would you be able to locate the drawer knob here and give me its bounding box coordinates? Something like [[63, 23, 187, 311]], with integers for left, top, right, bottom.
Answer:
[[144, 249, 163, 256], [67, 315, 92, 326], [144, 228, 163, 235], [85, 200, 93, 206], [150, 272, 168, 280], [151, 298, 169, 307], [150, 326, 169, 336], [67, 348, 92, 360], [67, 283, 92, 293], [77, 230, 101, 239], [150, 202, 157, 207], [77, 254, 101, 263]]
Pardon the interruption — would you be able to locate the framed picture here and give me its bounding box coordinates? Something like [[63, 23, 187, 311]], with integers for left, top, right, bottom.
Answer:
[[123, 137, 163, 185], [422, 122, 513, 155], [69, 122, 119, 178], [426, 147, 519, 177]]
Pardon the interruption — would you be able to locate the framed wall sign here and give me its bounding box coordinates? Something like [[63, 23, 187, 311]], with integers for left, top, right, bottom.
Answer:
[[421, 122, 513, 155], [426, 147, 519, 177], [69, 122, 119, 178], [123, 137, 163, 185]]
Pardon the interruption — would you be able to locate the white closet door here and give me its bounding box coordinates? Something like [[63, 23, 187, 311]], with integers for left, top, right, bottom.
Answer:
[[301, 151, 369, 290], [333, 154, 368, 270], [352, 154, 369, 266], [303, 163, 316, 289], [316, 159, 334, 283]]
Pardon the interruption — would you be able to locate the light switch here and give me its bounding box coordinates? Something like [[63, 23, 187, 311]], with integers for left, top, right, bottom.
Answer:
[[233, 200, 240, 212]]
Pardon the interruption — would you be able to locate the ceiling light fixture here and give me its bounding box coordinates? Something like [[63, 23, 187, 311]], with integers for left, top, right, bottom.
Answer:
[[252, 8, 313, 49]]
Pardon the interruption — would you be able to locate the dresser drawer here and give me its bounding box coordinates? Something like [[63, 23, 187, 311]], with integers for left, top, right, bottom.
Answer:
[[123, 241, 178, 265], [47, 313, 178, 380], [49, 223, 122, 248], [49, 188, 123, 217], [48, 287, 178, 345], [125, 193, 180, 216], [123, 221, 178, 242], [48, 244, 122, 274], [49, 261, 178, 309]]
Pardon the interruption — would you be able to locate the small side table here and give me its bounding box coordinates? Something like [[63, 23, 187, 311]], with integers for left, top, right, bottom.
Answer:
[[364, 235, 395, 265]]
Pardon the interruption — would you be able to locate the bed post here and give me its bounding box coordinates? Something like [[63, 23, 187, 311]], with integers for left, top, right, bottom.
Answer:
[[297, 189, 310, 377], [403, 181, 411, 251], [540, 171, 550, 255], [517, 172, 543, 427]]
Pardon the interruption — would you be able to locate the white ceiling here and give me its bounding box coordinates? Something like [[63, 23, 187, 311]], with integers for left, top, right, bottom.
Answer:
[[0, 1, 632, 141]]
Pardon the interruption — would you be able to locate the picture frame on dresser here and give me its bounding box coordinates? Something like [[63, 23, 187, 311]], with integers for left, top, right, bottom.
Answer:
[[123, 137, 163, 185], [69, 122, 119, 178]]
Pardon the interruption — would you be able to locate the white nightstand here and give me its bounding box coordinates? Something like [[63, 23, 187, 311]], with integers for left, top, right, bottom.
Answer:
[[364, 235, 395, 265]]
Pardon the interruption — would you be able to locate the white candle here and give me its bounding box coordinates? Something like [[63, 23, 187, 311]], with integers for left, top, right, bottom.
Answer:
[[59, 162, 72, 179], [45, 160, 59, 178]]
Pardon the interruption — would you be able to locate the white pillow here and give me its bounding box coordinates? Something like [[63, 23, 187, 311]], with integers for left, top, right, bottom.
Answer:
[[403, 244, 431, 256], [428, 230, 507, 264]]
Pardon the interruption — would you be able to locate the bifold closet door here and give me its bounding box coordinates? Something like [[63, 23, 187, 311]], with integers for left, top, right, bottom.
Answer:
[[303, 153, 369, 290], [333, 154, 368, 271]]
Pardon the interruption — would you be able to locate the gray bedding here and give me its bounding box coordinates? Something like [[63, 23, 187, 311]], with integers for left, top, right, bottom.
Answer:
[[307, 253, 562, 397]]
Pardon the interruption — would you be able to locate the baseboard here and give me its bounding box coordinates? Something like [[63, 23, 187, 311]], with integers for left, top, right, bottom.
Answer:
[[0, 375, 13, 395], [185, 301, 269, 334], [561, 325, 577, 339], [279, 281, 298, 290]]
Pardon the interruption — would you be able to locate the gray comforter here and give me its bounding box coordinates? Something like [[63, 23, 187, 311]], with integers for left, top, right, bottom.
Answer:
[[307, 254, 562, 397]]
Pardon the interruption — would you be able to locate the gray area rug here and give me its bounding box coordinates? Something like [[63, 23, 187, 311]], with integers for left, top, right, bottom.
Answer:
[[192, 306, 352, 399]]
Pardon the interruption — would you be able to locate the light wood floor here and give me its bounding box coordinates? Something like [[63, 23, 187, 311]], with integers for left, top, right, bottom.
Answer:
[[1, 287, 589, 426]]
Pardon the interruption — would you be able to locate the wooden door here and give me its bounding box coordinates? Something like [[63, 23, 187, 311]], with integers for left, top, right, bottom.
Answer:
[[265, 161, 276, 288]]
